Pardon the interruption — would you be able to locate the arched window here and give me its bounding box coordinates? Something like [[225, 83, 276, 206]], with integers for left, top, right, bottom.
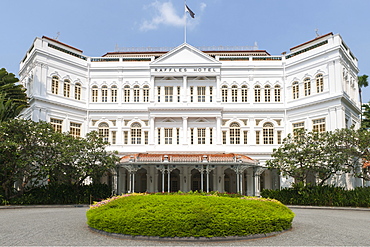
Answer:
[[274, 85, 281, 102], [102, 85, 108, 102], [134, 85, 140, 102], [221, 85, 228, 102], [111, 85, 117, 102], [143, 85, 149, 102], [124, 85, 130, 102], [75, 83, 81, 100], [92, 85, 98, 102], [292, 81, 299, 99], [304, 78, 311, 96], [131, 122, 141, 144], [241, 85, 248, 102], [63, 79, 70, 97], [231, 85, 238, 102], [264, 85, 271, 102], [52, 76, 59, 94], [316, 74, 324, 93], [98, 122, 109, 142], [254, 85, 261, 102], [263, 122, 274, 144], [229, 122, 240, 144]]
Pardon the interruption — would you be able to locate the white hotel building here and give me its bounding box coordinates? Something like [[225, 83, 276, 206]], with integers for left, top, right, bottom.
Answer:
[[19, 33, 362, 194]]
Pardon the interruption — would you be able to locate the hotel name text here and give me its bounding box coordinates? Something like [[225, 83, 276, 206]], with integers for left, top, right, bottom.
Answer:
[[152, 67, 218, 73]]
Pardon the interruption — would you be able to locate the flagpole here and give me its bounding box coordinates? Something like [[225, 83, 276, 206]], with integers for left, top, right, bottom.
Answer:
[[184, 0, 187, 43]]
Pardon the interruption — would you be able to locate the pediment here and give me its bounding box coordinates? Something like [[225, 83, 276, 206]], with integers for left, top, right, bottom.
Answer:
[[151, 43, 220, 65]]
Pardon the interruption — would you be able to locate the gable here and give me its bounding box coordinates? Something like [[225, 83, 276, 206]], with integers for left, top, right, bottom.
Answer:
[[151, 43, 220, 65]]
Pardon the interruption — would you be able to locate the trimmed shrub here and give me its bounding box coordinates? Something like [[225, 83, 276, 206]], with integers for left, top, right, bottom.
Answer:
[[261, 185, 370, 207], [86, 193, 294, 238]]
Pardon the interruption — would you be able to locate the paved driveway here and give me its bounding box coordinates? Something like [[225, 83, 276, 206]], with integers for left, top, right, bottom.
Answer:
[[0, 206, 369, 246]]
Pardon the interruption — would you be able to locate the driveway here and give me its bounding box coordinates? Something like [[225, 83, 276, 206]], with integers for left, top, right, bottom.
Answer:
[[0, 206, 369, 246]]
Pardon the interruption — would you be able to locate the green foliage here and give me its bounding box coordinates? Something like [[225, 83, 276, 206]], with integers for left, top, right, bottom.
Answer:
[[361, 102, 370, 130], [86, 194, 294, 238], [5, 184, 110, 205], [261, 185, 370, 207], [266, 128, 370, 185], [0, 68, 28, 122], [0, 118, 119, 201]]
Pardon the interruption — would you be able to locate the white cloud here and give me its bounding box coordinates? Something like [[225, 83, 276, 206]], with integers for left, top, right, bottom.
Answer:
[[200, 3, 207, 12], [140, 1, 185, 31]]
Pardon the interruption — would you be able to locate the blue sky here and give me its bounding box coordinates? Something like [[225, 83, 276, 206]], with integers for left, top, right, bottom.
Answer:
[[2, 0, 370, 102]]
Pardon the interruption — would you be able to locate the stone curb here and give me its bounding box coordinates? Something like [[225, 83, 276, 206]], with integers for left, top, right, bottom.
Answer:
[[0, 204, 89, 209], [88, 226, 288, 242], [287, 205, 370, 211]]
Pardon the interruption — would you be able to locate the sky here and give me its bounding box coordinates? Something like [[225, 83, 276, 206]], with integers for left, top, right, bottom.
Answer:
[[2, 0, 370, 102]]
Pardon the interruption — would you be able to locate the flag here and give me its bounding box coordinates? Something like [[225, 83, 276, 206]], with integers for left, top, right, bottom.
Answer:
[[185, 4, 195, 18]]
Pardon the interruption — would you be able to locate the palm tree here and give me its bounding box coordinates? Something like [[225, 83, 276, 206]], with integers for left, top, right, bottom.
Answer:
[[0, 68, 28, 122], [358, 74, 369, 105]]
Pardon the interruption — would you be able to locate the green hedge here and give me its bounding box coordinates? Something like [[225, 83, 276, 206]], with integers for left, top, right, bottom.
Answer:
[[261, 185, 370, 207], [3, 184, 110, 205], [86, 193, 294, 238]]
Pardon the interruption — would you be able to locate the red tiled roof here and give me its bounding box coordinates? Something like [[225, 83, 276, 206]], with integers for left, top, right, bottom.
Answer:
[[42, 36, 83, 53], [290, 32, 333, 51], [363, 161, 370, 169], [120, 153, 255, 164]]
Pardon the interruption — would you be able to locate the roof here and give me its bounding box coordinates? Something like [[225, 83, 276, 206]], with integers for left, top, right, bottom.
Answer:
[[42, 36, 83, 53], [363, 160, 370, 169], [289, 32, 333, 51], [120, 153, 256, 164]]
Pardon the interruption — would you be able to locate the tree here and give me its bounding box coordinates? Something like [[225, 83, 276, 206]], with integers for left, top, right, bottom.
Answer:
[[0, 68, 28, 122], [361, 102, 370, 129], [266, 128, 370, 186]]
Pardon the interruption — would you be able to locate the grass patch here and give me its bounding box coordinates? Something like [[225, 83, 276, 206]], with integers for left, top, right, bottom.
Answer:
[[86, 193, 294, 238]]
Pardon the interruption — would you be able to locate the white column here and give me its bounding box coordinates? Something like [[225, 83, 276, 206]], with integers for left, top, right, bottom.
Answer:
[[149, 117, 155, 145], [182, 75, 187, 103], [160, 127, 165, 145], [206, 127, 210, 145], [182, 117, 188, 145], [194, 127, 198, 145], [216, 116, 221, 144], [150, 76, 155, 102], [216, 75, 221, 102], [172, 127, 176, 145]]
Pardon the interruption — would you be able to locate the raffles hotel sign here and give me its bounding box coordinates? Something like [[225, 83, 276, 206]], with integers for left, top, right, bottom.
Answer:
[[151, 67, 220, 74]]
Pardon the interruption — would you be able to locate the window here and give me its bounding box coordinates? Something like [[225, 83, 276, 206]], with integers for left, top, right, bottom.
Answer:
[[293, 122, 305, 135], [210, 128, 213, 144], [164, 128, 173, 144], [198, 128, 206, 144], [231, 85, 238, 102], [190, 86, 194, 102], [165, 86, 173, 102], [198, 86, 206, 102], [158, 128, 161, 144], [256, 131, 260, 144], [176, 128, 180, 145], [277, 131, 282, 144], [274, 85, 281, 102], [143, 85, 149, 102], [92, 85, 98, 102], [292, 81, 299, 99], [313, 118, 326, 132], [263, 122, 274, 144], [69, 122, 81, 137], [157, 86, 161, 102], [177, 86, 181, 102], [190, 128, 194, 144], [124, 85, 130, 102], [222, 85, 228, 102], [304, 78, 311, 96], [316, 74, 324, 93], [51, 118, 63, 133], [124, 131, 128, 144], [133, 85, 139, 102], [254, 85, 261, 102], [111, 85, 117, 102], [111, 131, 116, 144], [222, 131, 227, 144], [241, 85, 248, 102], [64, 79, 70, 97], [209, 86, 213, 102], [101, 85, 108, 102], [243, 131, 248, 144], [264, 85, 271, 102], [230, 122, 240, 144], [75, 83, 81, 100], [52, 76, 59, 94], [131, 122, 141, 144], [144, 131, 149, 145], [98, 122, 109, 142]]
